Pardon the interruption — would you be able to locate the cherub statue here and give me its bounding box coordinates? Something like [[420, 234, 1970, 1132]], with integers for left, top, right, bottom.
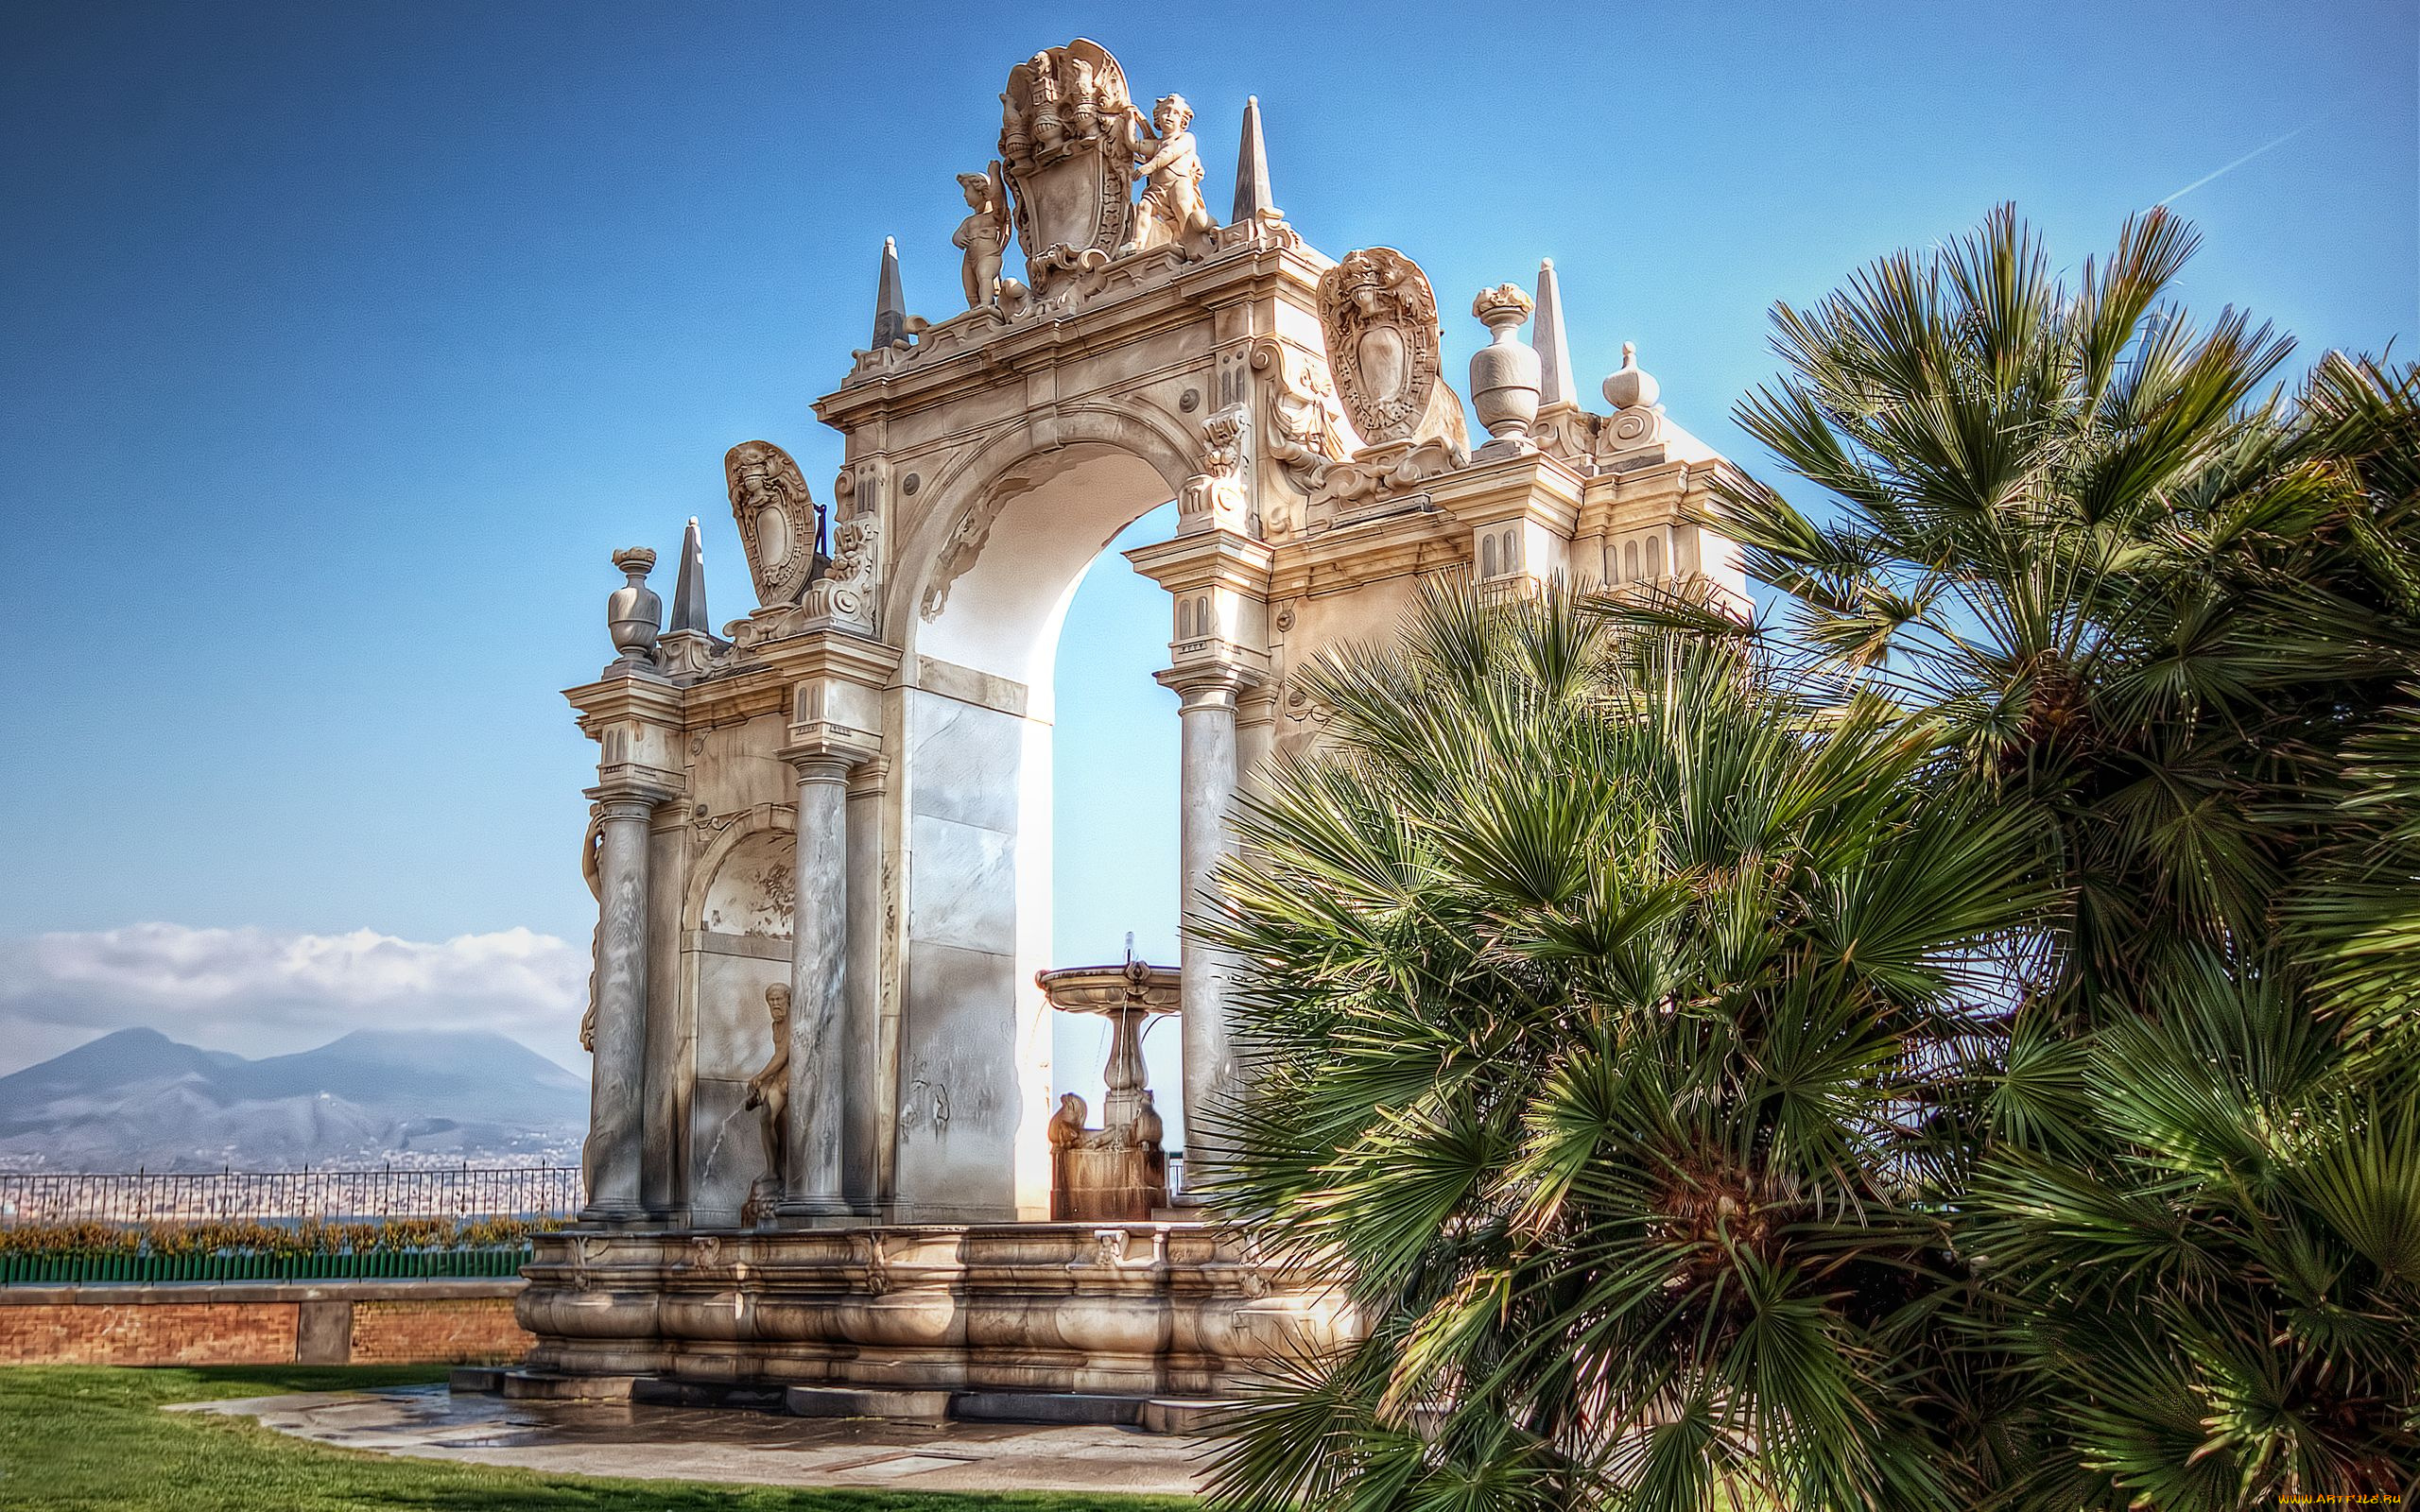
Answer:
[[953, 164, 1016, 310], [741, 982, 791, 1215], [1098, 67, 1143, 164], [1128, 94, 1216, 257]]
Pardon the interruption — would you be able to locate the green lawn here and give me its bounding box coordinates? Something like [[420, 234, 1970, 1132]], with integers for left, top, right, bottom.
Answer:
[[0, 1366, 1196, 1512]]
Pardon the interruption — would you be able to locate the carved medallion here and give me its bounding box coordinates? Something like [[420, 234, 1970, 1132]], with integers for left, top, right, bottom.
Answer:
[[1317, 248, 1465, 451], [997, 40, 1137, 290], [725, 440, 825, 607]]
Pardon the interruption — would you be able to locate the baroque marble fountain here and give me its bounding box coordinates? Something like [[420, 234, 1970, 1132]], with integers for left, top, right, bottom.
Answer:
[[514, 27, 1748, 1432]]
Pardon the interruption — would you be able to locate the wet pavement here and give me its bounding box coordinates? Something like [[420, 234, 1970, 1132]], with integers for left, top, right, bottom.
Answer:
[[171, 1385, 1213, 1495]]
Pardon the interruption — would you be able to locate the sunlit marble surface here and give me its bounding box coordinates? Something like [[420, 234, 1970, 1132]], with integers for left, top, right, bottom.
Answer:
[[172, 1386, 1210, 1495]]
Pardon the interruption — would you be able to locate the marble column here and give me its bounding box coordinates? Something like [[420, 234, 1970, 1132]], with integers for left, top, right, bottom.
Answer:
[[841, 771, 885, 1212], [781, 752, 856, 1220], [1171, 668, 1248, 1191], [582, 791, 659, 1223]]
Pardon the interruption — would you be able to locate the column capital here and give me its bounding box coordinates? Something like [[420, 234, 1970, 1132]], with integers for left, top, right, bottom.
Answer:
[[777, 737, 876, 783], [583, 781, 679, 820], [1156, 662, 1263, 708], [846, 754, 892, 798]]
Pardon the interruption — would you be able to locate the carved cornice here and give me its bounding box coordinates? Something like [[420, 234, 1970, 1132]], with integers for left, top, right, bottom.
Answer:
[[1122, 528, 1275, 597], [745, 627, 903, 689], [1575, 456, 1745, 541], [568, 628, 903, 740], [564, 670, 687, 732], [777, 734, 879, 775], [1156, 660, 1266, 706], [1427, 450, 1587, 538], [586, 772, 683, 809], [816, 238, 1330, 428], [1265, 511, 1465, 601]]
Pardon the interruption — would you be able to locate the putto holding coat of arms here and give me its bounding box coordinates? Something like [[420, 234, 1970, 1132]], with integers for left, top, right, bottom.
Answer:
[[979, 39, 1226, 301], [1124, 93, 1216, 258]]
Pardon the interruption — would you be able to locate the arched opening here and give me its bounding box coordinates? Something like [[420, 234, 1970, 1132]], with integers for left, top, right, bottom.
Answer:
[[1051, 502, 1184, 1153], [893, 439, 1184, 1219]]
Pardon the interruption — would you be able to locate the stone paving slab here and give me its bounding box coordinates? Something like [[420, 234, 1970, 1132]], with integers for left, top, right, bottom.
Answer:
[[173, 1385, 1214, 1495]]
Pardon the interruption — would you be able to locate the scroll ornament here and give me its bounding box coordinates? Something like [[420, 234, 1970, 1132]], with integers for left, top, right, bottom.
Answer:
[[1248, 335, 1347, 518]]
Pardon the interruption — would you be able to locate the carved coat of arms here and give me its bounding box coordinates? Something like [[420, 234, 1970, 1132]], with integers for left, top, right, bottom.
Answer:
[[725, 440, 827, 607], [997, 40, 1139, 290], [1317, 248, 1467, 452]]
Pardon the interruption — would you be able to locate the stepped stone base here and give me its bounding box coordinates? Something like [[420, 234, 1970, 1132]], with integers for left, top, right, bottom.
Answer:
[[498, 1369, 638, 1400], [514, 1221, 1353, 1420]]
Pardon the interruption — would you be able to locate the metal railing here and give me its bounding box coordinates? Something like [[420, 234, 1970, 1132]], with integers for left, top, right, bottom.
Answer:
[[0, 1165, 582, 1226], [0, 1246, 534, 1286]]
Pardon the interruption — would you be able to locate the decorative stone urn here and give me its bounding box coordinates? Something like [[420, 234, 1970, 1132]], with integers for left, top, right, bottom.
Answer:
[[605, 547, 662, 664], [1468, 283, 1540, 456]]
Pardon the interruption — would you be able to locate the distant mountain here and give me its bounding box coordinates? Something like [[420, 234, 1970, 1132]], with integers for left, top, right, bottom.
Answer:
[[0, 1027, 588, 1171]]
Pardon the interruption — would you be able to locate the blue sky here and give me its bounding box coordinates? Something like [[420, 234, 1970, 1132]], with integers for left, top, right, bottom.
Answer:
[[1, 0, 2411, 1074]]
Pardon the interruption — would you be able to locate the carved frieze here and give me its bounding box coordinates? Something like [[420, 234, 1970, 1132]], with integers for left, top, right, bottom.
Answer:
[[726, 441, 826, 608], [654, 630, 733, 679], [1315, 438, 1462, 513], [920, 472, 1032, 621], [1317, 249, 1468, 454]]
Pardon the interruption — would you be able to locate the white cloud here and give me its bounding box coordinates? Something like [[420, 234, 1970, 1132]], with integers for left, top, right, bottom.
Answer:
[[0, 923, 590, 1076]]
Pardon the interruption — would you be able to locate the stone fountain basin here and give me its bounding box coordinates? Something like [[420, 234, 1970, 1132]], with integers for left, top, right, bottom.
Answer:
[[1033, 964, 1180, 1014]]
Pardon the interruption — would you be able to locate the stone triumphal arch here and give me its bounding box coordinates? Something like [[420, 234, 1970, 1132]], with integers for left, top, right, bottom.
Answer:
[[522, 39, 1746, 1416]]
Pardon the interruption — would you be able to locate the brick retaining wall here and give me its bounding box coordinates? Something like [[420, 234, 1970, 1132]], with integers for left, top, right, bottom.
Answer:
[[0, 1280, 529, 1367]]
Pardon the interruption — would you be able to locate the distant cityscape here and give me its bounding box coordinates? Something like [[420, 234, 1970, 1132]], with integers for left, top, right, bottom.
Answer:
[[0, 1026, 587, 1176]]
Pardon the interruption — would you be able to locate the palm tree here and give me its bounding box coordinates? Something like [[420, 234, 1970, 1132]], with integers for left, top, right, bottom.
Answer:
[[1964, 954, 2420, 1508], [1700, 206, 2420, 1020], [1204, 580, 2050, 1512], [1684, 208, 2420, 1506]]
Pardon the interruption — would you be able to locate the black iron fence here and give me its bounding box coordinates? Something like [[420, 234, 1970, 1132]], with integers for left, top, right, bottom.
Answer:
[[0, 1165, 583, 1227]]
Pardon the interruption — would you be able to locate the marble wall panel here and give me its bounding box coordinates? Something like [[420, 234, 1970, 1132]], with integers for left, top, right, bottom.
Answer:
[[893, 939, 1021, 1217], [906, 688, 1026, 833], [689, 713, 793, 816], [905, 814, 1017, 957], [692, 945, 788, 1083]]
